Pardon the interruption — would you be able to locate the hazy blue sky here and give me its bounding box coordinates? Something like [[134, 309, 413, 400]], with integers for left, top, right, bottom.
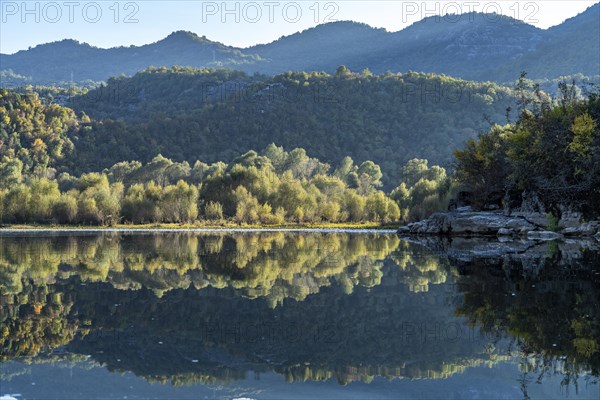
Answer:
[[0, 1, 597, 54]]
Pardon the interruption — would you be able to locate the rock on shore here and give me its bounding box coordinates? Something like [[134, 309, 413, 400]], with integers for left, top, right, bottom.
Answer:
[[398, 208, 600, 239]]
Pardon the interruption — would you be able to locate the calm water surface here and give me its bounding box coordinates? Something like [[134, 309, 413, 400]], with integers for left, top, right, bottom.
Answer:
[[1, 232, 599, 399]]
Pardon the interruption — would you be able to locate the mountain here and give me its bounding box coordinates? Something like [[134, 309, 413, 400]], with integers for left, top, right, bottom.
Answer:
[[0, 31, 262, 84], [495, 3, 600, 80], [249, 6, 599, 82], [247, 21, 391, 73], [382, 13, 545, 80], [1, 4, 598, 84]]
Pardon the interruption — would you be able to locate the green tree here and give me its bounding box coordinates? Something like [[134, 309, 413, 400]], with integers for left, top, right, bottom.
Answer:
[[204, 201, 224, 220], [161, 181, 198, 223], [391, 159, 452, 222], [0, 158, 23, 189], [365, 191, 400, 223], [28, 178, 60, 221], [356, 161, 383, 195], [52, 192, 78, 224]]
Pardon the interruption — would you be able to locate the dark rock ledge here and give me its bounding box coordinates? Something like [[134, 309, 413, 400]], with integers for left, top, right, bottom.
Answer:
[[398, 208, 600, 240]]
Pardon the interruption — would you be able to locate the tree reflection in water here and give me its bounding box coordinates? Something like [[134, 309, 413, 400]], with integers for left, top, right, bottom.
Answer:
[[0, 233, 598, 394]]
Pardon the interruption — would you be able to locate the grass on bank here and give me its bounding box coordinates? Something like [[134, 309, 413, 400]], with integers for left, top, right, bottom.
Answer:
[[1, 221, 402, 230]]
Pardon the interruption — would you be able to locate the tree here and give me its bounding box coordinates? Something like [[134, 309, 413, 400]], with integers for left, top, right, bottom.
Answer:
[[0, 89, 77, 173], [454, 86, 600, 218], [161, 181, 198, 223], [234, 186, 260, 224], [28, 178, 60, 221], [122, 183, 162, 223], [454, 126, 510, 209], [52, 192, 78, 224], [334, 156, 357, 186], [77, 174, 122, 225], [320, 201, 341, 222], [2, 185, 31, 223], [336, 65, 351, 78], [204, 201, 224, 220], [356, 161, 383, 195], [53, 70, 515, 188], [77, 197, 99, 224], [365, 192, 400, 223], [0, 158, 23, 189], [342, 190, 366, 221], [569, 113, 597, 158], [107, 160, 141, 182], [189, 161, 210, 184], [262, 143, 288, 172], [0, 143, 404, 226], [391, 159, 452, 222], [401, 159, 429, 187], [131, 154, 173, 186]]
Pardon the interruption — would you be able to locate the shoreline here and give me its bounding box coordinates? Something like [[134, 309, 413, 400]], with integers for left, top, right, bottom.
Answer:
[[0, 222, 401, 235], [398, 210, 600, 240]]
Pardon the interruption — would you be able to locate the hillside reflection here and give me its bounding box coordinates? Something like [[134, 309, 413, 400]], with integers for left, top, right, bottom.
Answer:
[[0, 233, 598, 392]]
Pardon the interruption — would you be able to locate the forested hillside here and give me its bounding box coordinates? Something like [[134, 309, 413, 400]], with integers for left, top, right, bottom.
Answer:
[[0, 89, 80, 174], [4, 69, 597, 227], [66, 67, 515, 186], [4, 67, 498, 226]]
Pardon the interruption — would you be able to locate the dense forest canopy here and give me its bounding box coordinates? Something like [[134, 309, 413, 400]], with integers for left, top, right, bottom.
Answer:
[[0, 143, 400, 225], [1, 70, 599, 225], [63, 67, 515, 187], [0, 89, 79, 174]]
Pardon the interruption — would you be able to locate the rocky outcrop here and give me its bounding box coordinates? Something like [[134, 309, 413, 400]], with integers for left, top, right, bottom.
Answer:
[[398, 208, 600, 239], [399, 209, 534, 236]]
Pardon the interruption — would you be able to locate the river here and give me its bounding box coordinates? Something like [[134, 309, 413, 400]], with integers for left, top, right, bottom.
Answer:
[[1, 232, 598, 399]]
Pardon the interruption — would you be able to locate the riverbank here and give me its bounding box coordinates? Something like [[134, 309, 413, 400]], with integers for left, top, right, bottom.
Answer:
[[0, 221, 401, 233], [398, 209, 600, 240]]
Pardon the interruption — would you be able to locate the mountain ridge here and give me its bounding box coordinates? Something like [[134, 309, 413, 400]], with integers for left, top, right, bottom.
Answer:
[[1, 4, 598, 84]]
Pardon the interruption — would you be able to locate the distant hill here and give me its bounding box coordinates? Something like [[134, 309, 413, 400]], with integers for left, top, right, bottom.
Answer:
[[495, 4, 600, 80], [1, 4, 598, 85], [249, 13, 546, 80], [0, 31, 261, 84], [381, 13, 546, 81], [246, 21, 391, 74]]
